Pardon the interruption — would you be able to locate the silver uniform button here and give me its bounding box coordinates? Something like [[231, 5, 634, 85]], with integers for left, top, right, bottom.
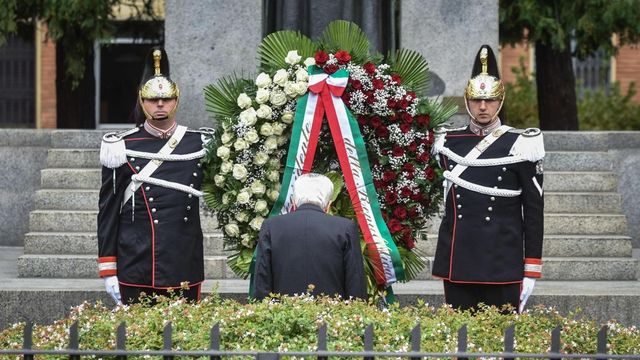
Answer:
[[135, 166, 140, 171], [130, 157, 135, 162], [502, 167, 507, 172], [197, 163, 202, 168], [488, 207, 493, 212], [188, 194, 193, 198], [457, 204, 462, 209], [457, 214, 463, 219], [186, 205, 191, 211], [145, 186, 150, 191], [190, 184, 194, 188], [153, 219, 158, 224], [491, 196, 496, 201], [449, 165, 454, 169], [149, 197, 154, 202], [454, 184, 458, 189], [184, 217, 188, 222], [193, 172, 198, 177], [497, 176, 503, 181], [485, 216, 491, 222], [151, 208, 156, 213], [456, 194, 461, 199]]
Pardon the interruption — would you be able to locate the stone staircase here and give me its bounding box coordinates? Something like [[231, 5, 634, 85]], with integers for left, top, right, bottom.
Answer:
[[17, 131, 638, 284]]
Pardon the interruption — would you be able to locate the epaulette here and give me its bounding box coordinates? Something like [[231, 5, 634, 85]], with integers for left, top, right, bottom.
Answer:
[[508, 127, 545, 162], [100, 126, 141, 169], [187, 127, 216, 144], [431, 125, 466, 155]]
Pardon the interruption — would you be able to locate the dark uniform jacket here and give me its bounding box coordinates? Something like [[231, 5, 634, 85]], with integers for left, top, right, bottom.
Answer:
[[254, 203, 367, 300], [97, 126, 206, 289], [432, 126, 544, 283]]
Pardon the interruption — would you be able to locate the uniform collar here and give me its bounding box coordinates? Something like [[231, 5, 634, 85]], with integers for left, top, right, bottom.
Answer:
[[469, 118, 501, 136], [144, 120, 177, 139]]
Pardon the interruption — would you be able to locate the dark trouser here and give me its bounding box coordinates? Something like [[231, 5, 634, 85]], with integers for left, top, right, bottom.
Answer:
[[443, 280, 521, 313], [120, 284, 201, 305]]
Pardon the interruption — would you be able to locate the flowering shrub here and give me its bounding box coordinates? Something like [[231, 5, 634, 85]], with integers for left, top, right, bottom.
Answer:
[[201, 20, 457, 289], [1, 294, 639, 358]]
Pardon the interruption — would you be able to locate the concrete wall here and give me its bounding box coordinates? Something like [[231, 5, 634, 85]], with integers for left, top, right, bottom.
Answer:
[[0, 130, 51, 246]]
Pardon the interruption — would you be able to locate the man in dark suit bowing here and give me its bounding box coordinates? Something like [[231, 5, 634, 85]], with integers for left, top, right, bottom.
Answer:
[[253, 173, 367, 300]]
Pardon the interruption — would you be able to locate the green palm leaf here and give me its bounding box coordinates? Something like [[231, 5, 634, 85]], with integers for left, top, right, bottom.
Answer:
[[257, 30, 315, 72], [418, 97, 459, 129], [227, 248, 253, 279], [388, 48, 430, 96], [398, 246, 427, 281], [320, 20, 370, 63], [203, 75, 252, 125]]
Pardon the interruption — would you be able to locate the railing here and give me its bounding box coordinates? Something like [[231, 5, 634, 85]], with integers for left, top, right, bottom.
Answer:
[[0, 321, 636, 359]]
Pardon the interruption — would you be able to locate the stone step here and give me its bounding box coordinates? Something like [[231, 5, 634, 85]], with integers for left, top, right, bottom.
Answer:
[[23, 232, 226, 256], [46, 149, 99, 168], [35, 189, 98, 210], [544, 171, 618, 192], [41, 168, 101, 189], [29, 210, 219, 233], [18, 254, 635, 281], [544, 192, 622, 213], [17, 254, 239, 279], [544, 213, 627, 235], [51, 130, 108, 149], [416, 234, 633, 257], [544, 151, 612, 171]]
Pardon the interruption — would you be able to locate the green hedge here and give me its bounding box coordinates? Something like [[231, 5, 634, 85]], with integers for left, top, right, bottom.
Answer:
[[504, 58, 640, 130], [1, 292, 639, 358]]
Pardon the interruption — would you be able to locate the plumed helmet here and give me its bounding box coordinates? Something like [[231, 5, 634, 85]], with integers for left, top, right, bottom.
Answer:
[[464, 45, 505, 120], [138, 47, 180, 119]]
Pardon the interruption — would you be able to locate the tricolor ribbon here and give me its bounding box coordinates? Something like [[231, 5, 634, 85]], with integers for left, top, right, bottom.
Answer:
[[268, 65, 404, 287]]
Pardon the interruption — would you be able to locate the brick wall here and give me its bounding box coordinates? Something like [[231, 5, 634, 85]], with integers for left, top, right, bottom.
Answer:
[[38, 23, 57, 129], [499, 42, 531, 84], [615, 45, 640, 103]]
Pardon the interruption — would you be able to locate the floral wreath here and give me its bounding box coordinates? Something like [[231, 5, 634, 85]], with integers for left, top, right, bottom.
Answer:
[[202, 21, 456, 295]]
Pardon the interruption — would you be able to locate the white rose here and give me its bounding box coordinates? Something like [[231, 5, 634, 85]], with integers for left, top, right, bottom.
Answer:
[[220, 132, 234, 144], [232, 163, 248, 180], [216, 146, 230, 160], [295, 68, 308, 82], [304, 57, 316, 68], [244, 130, 259, 144], [280, 112, 294, 124], [273, 69, 289, 87], [285, 50, 302, 65], [256, 104, 273, 119], [255, 88, 270, 104], [222, 192, 232, 205], [268, 189, 280, 201], [294, 82, 308, 96], [236, 189, 252, 204], [214, 174, 225, 187], [259, 123, 274, 136], [235, 211, 249, 223], [233, 139, 248, 151], [240, 233, 252, 248], [264, 136, 278, 151], [255, 72, 271, 88], [283, 81, 297, 97], [253, 151, 269, 165], [239, 107, 257, 126], [272, 123, 285, 136], [220, 161, 233, 174], [250, 180, 266, 195], [249, 216, 265, 231], [224, 223, 240, 237], [236, 93, 252, 109], [268, 158, 280, 168], [277, 135, 288, 146], [267, 170, 280, 182], [270, 90, 287, 107], [254, 199, 268, 213]]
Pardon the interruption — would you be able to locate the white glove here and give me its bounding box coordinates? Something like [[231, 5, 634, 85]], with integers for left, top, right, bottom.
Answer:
[[104, 275, 122, 305], [518, 277, 536, 313]]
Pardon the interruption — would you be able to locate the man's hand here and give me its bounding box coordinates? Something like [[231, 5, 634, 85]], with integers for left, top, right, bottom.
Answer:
[[519, 277, 536, 313], [104, 276, 122, 305]]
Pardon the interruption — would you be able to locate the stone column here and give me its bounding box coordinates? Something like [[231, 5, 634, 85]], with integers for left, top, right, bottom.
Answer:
[[165, 0, 262, 129], [400, 0, 499, 125]]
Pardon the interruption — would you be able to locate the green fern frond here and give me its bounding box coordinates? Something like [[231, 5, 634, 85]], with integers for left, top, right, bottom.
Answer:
[[257, 30, 315, 72], [320, 20, 370, 63], [389, 48, 430, 96], [418, 97, 459, 129], [398, 246, 427, 281], [203, 75, 252, 124]]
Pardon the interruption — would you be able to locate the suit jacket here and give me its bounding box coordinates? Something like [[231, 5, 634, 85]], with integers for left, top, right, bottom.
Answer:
[[432, 126, 544, 283], [97, 126, 205, 288], [254, 203, 367, 300]]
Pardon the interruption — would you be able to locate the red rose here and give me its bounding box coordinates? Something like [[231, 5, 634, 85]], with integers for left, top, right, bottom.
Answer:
[[341, 92, 351, 104], [372, 78, 385, 90], [402, 232, 415, 249], [408, 141, 418, 152], [408, 206, 419, 218], [314, 50, 329, 65], [335, 50, 352, 64], [324, 64, 338, 74], [392, 146, 404, 157], [401, 187, 413, 198], [410, 192, 421, 201], [357, 115, 367, 126], [387, 219, 403, 234], [428, 130, 435, 145], [393, 206, 407, 220], [402, 162, 415, 173], [391, 73, 402, 84], [382, 170, 396, 182], [389, 113, 398, 123], [373, 179, 384, 189], [416, 114, 430, 128], [385, 191, 398, 205], [363, 62, 376, 75], [370, 116, 382, 129], [387, 99, 397, 109], [401, 112, 413, 124], [425, 167, 436, 181], [407, 91, 416, 100], [399, 99, 409, 110], [351, 79, 363, 90], [400, 123, 411, 133], [417, 151, 430, 162], [375, 126, 389, 138]]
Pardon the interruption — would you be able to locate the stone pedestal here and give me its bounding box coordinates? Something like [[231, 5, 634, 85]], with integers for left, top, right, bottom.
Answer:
[[165, 0, 262, 129]]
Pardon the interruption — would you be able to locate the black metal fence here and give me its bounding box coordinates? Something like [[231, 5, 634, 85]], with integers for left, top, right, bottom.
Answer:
[[0, 321, 637, 359]]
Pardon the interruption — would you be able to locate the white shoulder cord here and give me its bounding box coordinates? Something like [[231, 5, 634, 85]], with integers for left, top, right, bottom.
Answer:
[[124, 148, 206, 162], [439, 147, 526, 167], [443, 171, 522, 197], [131, 174, 203, 197]]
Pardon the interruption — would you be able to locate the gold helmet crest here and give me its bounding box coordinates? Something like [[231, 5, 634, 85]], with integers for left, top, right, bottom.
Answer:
[[138, 48, 180, 119]]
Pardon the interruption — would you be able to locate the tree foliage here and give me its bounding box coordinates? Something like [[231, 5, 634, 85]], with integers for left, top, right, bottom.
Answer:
[[0, 0, 161, 86]]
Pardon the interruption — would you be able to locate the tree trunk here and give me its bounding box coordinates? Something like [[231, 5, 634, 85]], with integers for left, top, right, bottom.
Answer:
[[535, 41, 579, 130]]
